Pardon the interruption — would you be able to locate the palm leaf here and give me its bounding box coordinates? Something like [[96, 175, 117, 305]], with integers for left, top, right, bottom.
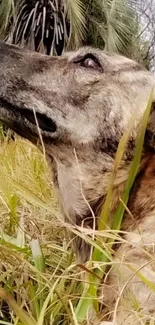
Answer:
[[7, 0, 69, 55], [84, 0, 138, 54], [66, 0, 86, 49], [104, 0, 136, 53], [0, 0, 86, 55], [0, 0, 15, 38], [0, 0, 147, 63]]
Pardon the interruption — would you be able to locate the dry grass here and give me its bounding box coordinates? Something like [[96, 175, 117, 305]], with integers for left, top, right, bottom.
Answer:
[[0, 134, 123, 325], [0, 134, 85, 325], [0, 91, 154, 325]]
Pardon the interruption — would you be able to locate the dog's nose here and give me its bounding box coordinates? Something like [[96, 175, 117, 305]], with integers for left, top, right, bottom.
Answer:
[[19, 109, 57, 133]]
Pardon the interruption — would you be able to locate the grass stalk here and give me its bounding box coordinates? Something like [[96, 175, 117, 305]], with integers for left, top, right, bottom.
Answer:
[[75, 89, 154, 323]]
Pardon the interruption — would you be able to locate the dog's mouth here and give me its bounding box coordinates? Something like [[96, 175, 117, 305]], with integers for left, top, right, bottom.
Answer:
[[0, 98, 57, 140], [15, 107, 57, 133]]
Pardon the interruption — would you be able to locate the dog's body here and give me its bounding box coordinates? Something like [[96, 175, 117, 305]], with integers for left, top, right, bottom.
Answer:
[[0, 41, 155, 324]]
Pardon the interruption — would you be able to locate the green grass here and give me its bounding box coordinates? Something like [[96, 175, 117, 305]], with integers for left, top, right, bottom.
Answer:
[[74, 90, 154, 323], [0, 91, 154, 325], [0, 136, 84, 325]]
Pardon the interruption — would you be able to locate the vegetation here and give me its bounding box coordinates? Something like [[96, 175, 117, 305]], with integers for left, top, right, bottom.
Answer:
[[0, 0, 149, 63], [0, 0, 154, 324], [0, 134, 80, 325], [0, 92, 153, 324]]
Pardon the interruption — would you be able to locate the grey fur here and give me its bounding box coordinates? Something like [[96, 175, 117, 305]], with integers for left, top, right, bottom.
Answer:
[[0, 42, 155, 324]]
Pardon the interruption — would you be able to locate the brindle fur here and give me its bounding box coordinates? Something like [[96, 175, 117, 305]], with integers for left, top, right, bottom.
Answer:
[[0, 41, 155, 324]]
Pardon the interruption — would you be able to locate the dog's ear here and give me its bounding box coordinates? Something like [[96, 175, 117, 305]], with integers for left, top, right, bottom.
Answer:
[[145, 89, 155, 150]]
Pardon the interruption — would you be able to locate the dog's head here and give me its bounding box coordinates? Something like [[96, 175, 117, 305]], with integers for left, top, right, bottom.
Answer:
[[0, 41, 154, 223]]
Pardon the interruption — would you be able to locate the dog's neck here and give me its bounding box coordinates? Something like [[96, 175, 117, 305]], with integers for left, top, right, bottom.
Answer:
[[53, 151, 155, 263], [65, 153, 155, 262], [124, 152, 155, 229]]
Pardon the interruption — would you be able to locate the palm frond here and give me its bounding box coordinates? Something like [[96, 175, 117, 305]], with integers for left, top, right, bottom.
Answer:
[[84, 0, 138, 54], [7, 0, 70, 55], [2, 0, 86, 55], [66, 0, 86, 49], [0, 0, 150, 65], [0, 0, 15, 38], [103, 0, 137, 53]]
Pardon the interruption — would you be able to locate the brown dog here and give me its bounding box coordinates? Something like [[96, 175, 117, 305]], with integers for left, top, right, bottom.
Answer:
[[0, 41, 155, 324]]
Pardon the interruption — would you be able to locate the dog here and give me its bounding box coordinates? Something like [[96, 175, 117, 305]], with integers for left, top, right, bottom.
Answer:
[[0, 41, 155, 324]]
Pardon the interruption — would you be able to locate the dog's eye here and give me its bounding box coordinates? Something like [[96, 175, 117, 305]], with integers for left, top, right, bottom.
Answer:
[[73, 54, 103, 72], [83, 57, 98, 69]]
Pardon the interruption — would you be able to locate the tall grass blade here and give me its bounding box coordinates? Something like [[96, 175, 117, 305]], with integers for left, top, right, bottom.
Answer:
[[30, 239, 46, 311], [75, 89, 154, 323], [112, 90, 154, 231]]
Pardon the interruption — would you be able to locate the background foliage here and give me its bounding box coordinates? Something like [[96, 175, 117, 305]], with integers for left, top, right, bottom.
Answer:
[[0, 0, 150, 65]]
